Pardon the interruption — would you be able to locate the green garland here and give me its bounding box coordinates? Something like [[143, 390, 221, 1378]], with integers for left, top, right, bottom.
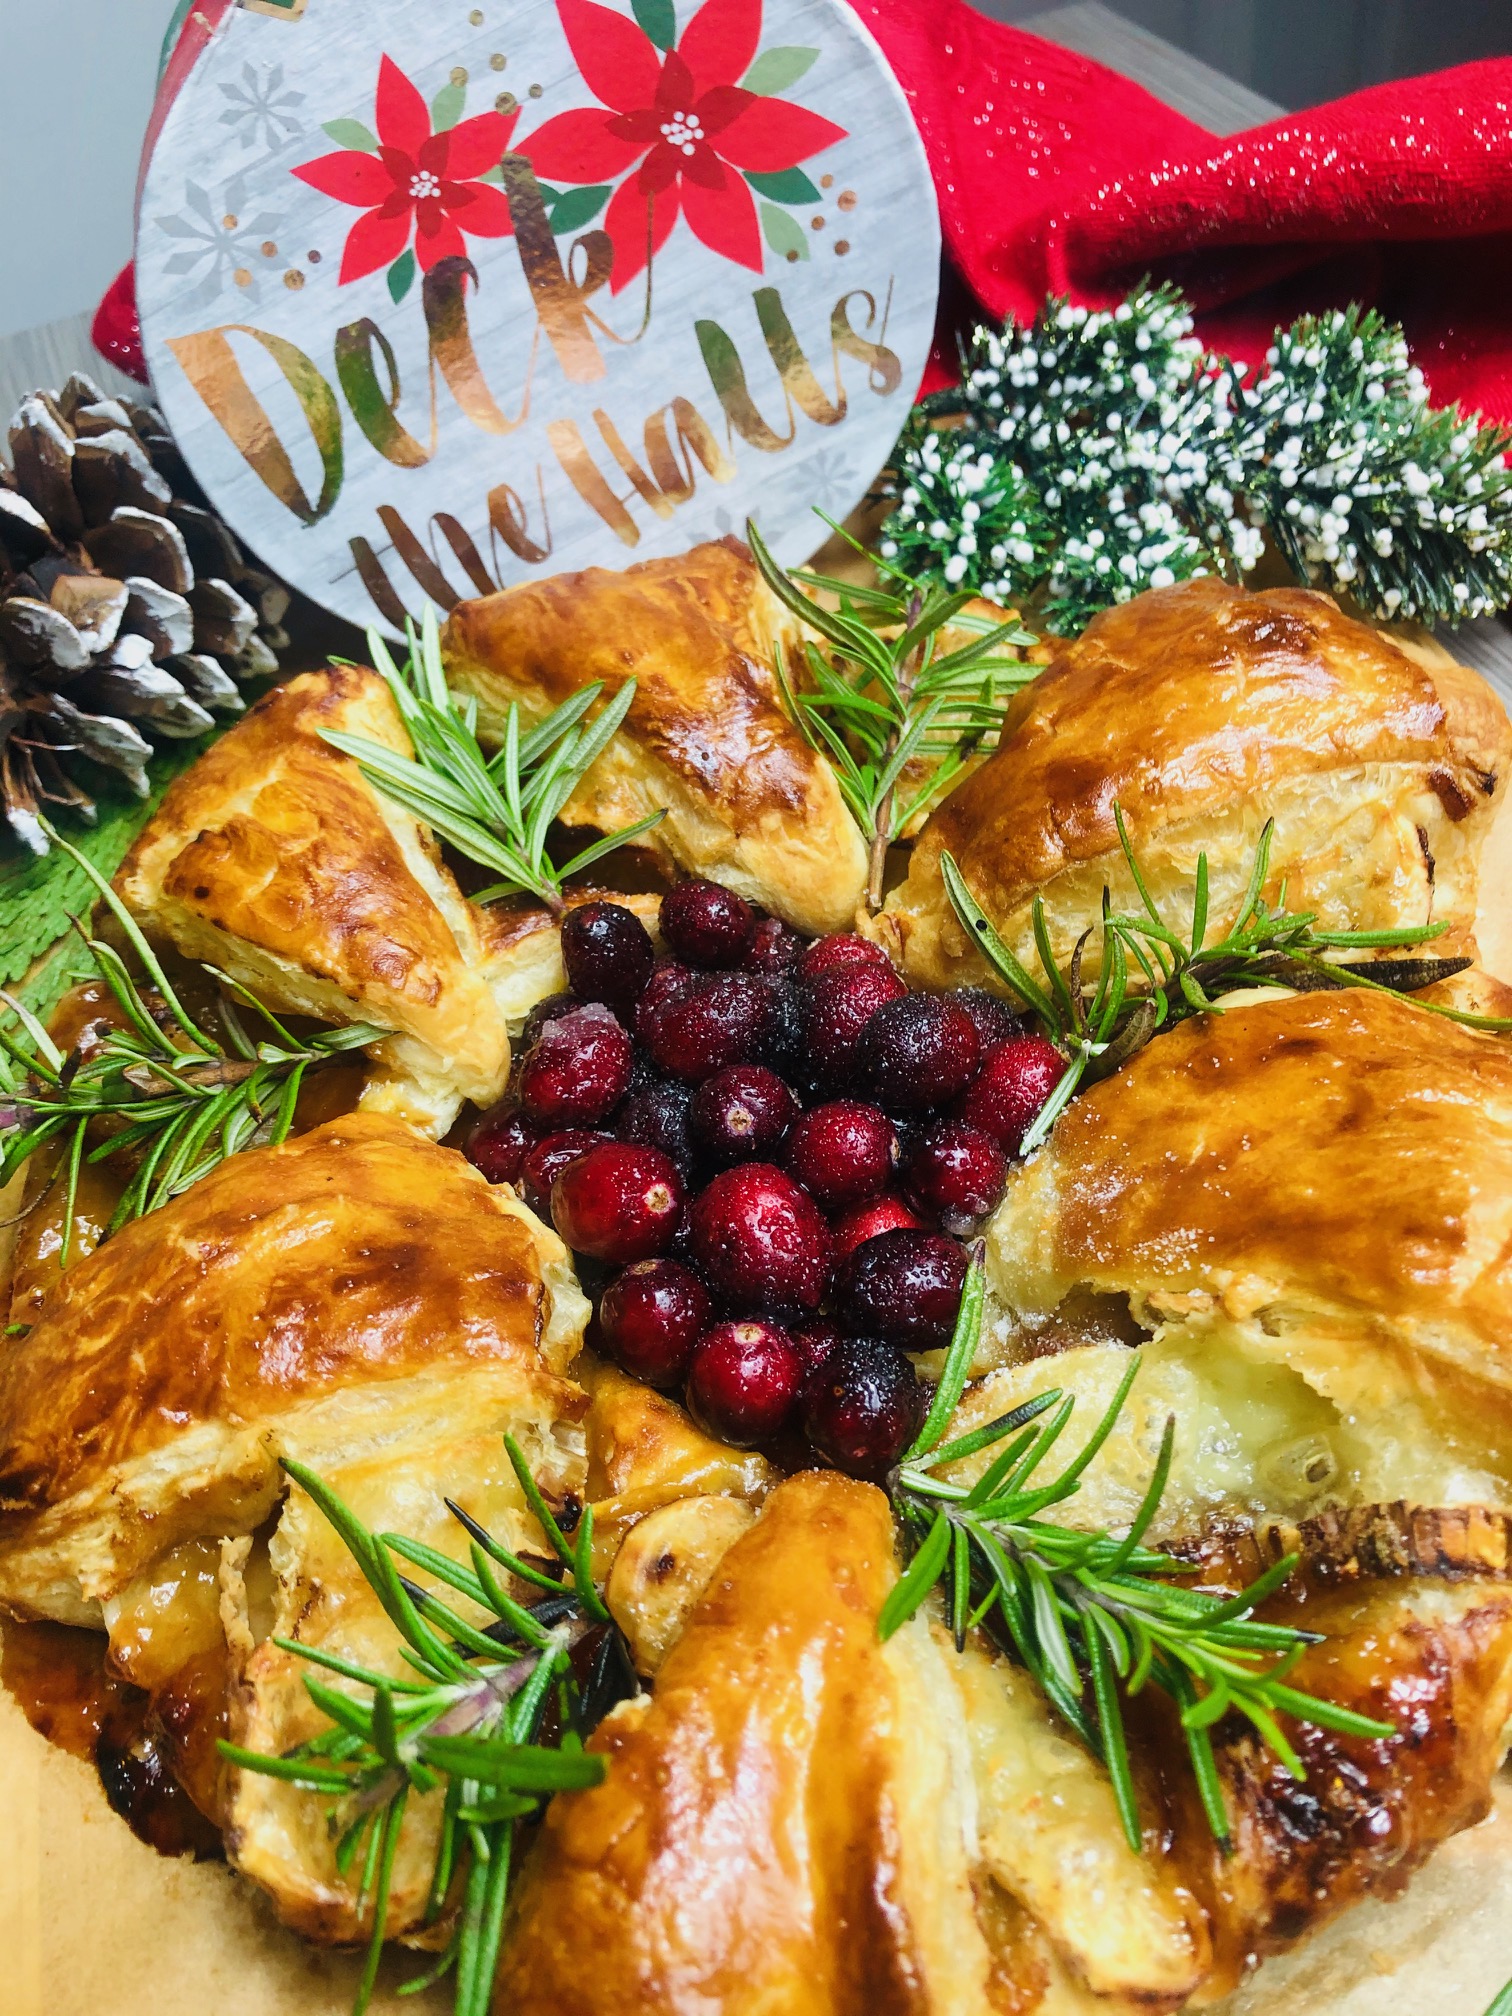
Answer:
[[882, 285, 1512, 635]]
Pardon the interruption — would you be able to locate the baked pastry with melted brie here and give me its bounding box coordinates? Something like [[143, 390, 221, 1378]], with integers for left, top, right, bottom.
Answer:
[[115, 665, 514, 1136], [880, 578, 1511, 998], [442, 539, 870, 935]]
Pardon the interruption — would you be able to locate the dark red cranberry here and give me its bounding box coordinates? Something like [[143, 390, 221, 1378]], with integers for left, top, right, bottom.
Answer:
[[633, 960, 696, 1044], [689, 1163, 832, 1314], [802, 1336, 925, 1481], [520, 990, 581, 1051], [905, 1120, 1008, 1234], [687, 1319, 803, 1445], [560, 901, 655, 1010], [796, 932, 894, 983], [690, 1065, 798, 1167], [660, 880, 755, 969], [759, 980, 804, 1077], [837, 1229, 968, 1351], [616, 1078, 695, 1170], [792, 1318, 846, 1384], [521, 1128, 613, 1214], [784, 1099, 898, 1211], [953, 987, 1029, 1051], [550, 1142, 684, 1263], [830, 1192, 927, 1261], [518, 1004, 632, 1127], [743, 916, 805, 975], [598, 1259, 713, 1388], [857, 993, 981, 1115], [800, 962, 906, 1091], [464, 1103, 535, 1186], [955, 1035, 1066, 1156], [641, 971, 776, 1083]]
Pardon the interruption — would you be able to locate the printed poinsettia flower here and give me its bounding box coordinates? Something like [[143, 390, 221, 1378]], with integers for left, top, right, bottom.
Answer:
[[293, 55, 518, 285], [519, 0, 846, 291]]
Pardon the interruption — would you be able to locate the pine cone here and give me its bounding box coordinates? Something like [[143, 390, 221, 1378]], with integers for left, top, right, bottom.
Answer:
[[0, 372, 289, 852]]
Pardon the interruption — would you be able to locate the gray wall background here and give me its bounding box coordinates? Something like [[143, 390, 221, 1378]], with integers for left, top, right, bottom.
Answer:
[[2, 0, 1510, 343]]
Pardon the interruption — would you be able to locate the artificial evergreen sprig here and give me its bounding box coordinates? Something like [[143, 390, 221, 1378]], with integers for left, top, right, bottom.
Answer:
[[322, 609, 666, 913], [881, 1255, 1396, 1853], [221, 1435, 633, 2016], [939, 808, 1512, 1156], [0, 819, 384, 1262], [747, 517, 1038, 909]]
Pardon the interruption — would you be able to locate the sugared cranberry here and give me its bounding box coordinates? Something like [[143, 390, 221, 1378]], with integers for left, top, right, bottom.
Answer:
[[520, 990, 580, 1050], [829, 1192, 927, 1261], [560, 901, 655, 1010], [792, 1318, 846, 1383], [689, 1162, 832, 1313], [690, 1065, 798, 1167], [955, 1035, 1066, 1156], [551, 1142, 684, 1263], [616, 1078, 695, 1170], [518, 1004, 632, 1127], [465, 1103, 535, 1186], [857, 993, 981, 1115], [803, 1336, 924, 1481], [660, 880, 755, 969], [598, 1259, 713, 1388], [633, 960, 696, 1044], [838, 1229, 968, 1351], [796, 932, 893, 983], [744, 916, 805, 974], [800, 961, 906, 1091], [784, 1099, 898, 1211], [953, 987, 1029, 1051], [905, 1120, 1008, 1234], [641, 971, 776, 1083], [687, 1319, 803, 1445], [521, 1128, 612, 1214]]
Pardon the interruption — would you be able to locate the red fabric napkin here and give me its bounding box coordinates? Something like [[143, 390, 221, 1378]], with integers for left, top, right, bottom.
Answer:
[[852, 0, 1512, 423]]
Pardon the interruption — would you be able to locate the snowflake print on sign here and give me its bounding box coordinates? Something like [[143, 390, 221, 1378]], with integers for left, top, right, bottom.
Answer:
[[292, 55, 517, 290], [519, 0, 847, 291]]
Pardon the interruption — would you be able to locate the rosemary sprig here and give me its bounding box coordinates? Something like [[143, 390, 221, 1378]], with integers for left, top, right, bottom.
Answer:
[[941, 807, 1512, 1157], [222, 1435, 633, 2016], [748, 516, 1038, 910], [0, 820, 384, 1262], [321, 608, 665, 914], [1484, 1978, 1512, 2016], [881, 1257, 1395, 1853]]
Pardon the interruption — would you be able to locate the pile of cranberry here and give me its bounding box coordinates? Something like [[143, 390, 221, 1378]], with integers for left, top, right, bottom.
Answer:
[[464, 882, 1065, 1483]]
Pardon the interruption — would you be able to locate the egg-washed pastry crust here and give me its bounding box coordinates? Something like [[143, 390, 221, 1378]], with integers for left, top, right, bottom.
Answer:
[[441, 538, 870, 936]]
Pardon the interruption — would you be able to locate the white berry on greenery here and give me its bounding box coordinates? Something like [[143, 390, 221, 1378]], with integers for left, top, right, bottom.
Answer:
[[882, 286, 1512, 633]]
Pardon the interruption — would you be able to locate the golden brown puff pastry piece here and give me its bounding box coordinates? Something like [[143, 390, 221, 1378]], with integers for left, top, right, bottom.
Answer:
[[879, 577, 1511, 995], [442, 538, 870, 934], [115, 663, 512, 1137], [495, 1470, 1008, 2016]]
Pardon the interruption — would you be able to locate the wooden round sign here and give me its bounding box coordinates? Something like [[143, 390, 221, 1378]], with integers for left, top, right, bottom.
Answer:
[[135, 0, 940, 631]]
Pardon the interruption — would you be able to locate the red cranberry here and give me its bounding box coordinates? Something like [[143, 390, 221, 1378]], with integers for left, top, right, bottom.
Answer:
[[803, 1336, 925, 1481], [598, 1259, 713, 1389], [551, 1142, 684, 1263], [660, 880, 755, 968], [687, 1319, 803, 1445], [857, 993, 981, 1115], [521, 1128, 612, 1214], [689, 1163, 832, 1314], [743, 917, 805, 974], [641, 971, 776, 1083], [616, 1078, 695, 1170], [520, 990, 581, 1050], [838, 1229, 968, 1351], [800, 962, 906, 1091], [792, 1318, 846, 1384], [560, 901, 655, 1010], [955, 1035, 1067, 1156], [953, 987, 1029, 1051], [633, 960, 696, 1043], [784, 1099, 898, 1211], [796, 933, 894, 983], [829, 1193, 927, 1261], [905, 1120, 1008, 1234], [760, 980, 804, 1077], [690, 1065, 798, 1167], [464, 1102, 534, 1186], [518, 1004, 632, 1127]]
